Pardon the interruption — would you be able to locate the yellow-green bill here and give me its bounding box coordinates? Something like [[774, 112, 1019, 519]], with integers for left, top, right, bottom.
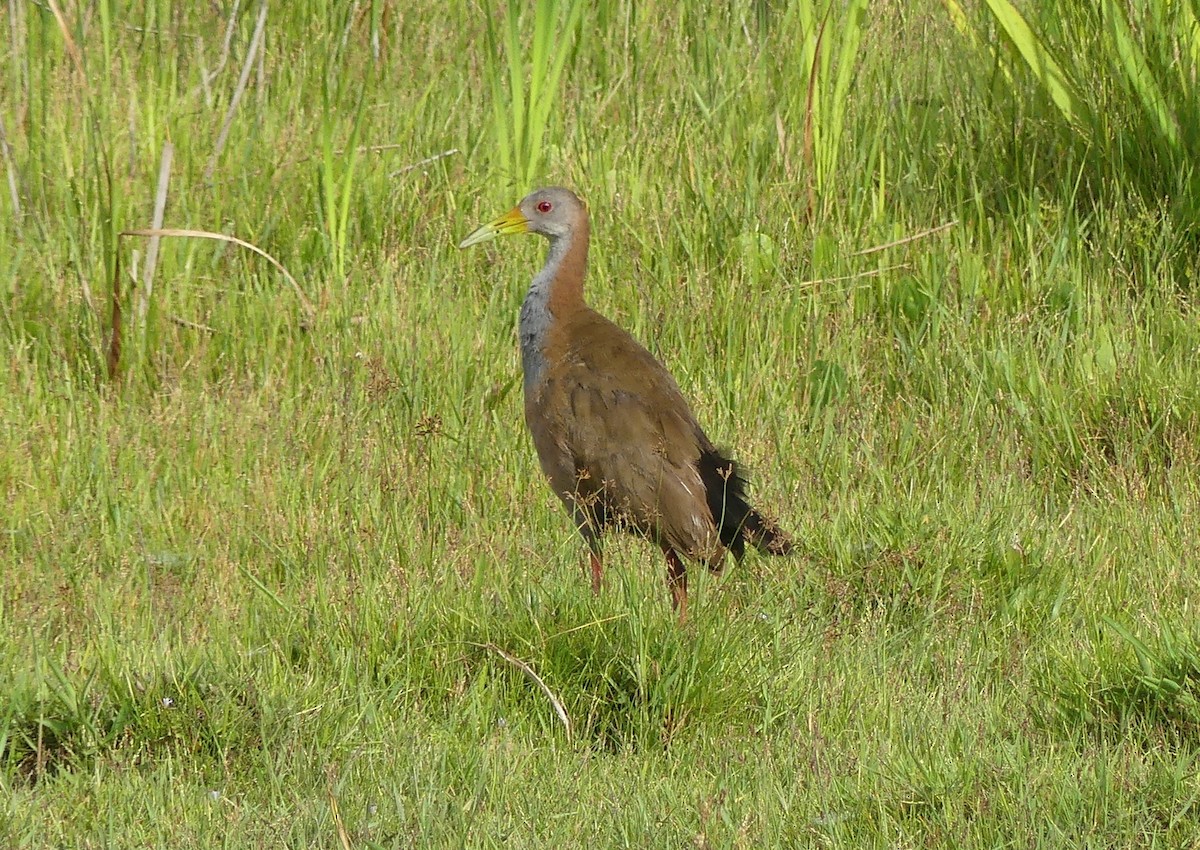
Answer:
[[458, 207, 529, 249]]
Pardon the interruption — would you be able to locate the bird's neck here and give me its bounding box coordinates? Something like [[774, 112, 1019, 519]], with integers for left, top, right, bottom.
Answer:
[[518, 222, 590, 391]]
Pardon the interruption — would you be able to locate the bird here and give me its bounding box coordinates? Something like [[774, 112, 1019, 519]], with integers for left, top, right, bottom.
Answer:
[[459, 187, 791, 620]]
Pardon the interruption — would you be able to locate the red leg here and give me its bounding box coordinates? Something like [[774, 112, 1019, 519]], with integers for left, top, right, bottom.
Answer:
[[662, 546, 688, 623], [589, 549, 603, 595]]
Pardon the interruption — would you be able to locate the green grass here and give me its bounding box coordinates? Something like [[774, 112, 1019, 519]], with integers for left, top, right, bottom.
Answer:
[[3, 0, 1200, 846]]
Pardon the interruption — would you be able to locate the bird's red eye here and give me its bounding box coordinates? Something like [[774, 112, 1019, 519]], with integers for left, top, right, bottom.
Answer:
[[536, 201, 553, 213]]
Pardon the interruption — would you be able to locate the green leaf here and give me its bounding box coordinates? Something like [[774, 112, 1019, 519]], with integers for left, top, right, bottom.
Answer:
[[1102, 616, 1158, 677], [982, 0, 1092, 129], [807, 359, 848, 411], [1102, 0, 1181, 152]]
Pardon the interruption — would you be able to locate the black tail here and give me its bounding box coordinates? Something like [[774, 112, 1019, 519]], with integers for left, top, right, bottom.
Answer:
[[698, 449, 793, 562]]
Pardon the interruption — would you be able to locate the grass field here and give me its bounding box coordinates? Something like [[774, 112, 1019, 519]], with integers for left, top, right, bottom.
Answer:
[[4, 1, 1200, 846]]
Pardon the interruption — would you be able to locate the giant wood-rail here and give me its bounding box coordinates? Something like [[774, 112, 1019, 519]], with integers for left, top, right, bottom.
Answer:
[[459, 187, 791, 620]]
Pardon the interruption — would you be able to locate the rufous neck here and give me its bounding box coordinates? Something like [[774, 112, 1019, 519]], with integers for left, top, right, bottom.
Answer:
[[518, 219, 590, 393], [540, 219, 589, 311]]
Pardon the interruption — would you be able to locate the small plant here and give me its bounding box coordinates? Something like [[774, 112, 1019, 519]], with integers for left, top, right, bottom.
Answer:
[[318, 5, 370, 289]]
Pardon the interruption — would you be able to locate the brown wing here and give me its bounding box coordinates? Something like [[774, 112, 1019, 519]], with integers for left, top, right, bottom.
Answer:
[[527, 309, 724, 563]]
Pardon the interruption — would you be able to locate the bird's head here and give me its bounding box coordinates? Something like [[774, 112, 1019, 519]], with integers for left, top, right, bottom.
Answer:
[[459, 187, 584, 248]]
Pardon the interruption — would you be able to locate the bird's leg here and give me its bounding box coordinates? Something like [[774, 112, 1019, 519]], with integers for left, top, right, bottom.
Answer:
[[661, 545, 688, 623], [571, 499, 605, 595]]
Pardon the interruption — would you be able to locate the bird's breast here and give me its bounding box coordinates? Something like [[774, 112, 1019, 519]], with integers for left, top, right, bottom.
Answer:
[[518, 285, 554, 394]]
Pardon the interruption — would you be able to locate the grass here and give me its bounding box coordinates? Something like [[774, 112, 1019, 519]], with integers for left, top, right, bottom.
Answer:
[[3, 0, 1200, 846]]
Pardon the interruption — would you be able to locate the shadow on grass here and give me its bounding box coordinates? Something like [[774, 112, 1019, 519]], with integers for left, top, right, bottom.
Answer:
[[2, 657, 265, 785], [365, 577, 778, 753], [1044, 618, 1200, 748], [459, 603, 766, 752]]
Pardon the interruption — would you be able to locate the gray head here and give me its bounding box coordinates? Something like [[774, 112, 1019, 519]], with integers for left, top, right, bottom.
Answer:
[[458, 187, 587, 248]]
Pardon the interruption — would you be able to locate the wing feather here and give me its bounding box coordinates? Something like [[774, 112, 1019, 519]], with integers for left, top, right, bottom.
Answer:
[[531, 312, 723, 561]]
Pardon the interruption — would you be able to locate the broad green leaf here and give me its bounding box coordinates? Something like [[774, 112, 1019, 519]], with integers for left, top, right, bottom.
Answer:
[[1102, 0, 1181, 152], [826, 0, 868, 188], [983, 0, 1092, 129]]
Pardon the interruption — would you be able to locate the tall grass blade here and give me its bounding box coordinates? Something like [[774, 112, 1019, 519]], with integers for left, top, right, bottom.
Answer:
[[1102, 615, 1158, 677], [204, 1, 267, 183], [338, 119, 364, 282], [982, 0, 1091, 128], [940, 0, 974, 42], [137, 140, 173, 327], [786, 0, 870, 214], [485, 0, 582, 189], [939, 0, 1013, 83], [1184, 0, 1200, 71], [506, 2, 527, 181], [824, 0, 867, 189], [800, 15, 824, 220], [1102, 0, 1181, 152], [120, 228, 314, 319], [483, 10, 514, 181], [527, 0, 583, 186]]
